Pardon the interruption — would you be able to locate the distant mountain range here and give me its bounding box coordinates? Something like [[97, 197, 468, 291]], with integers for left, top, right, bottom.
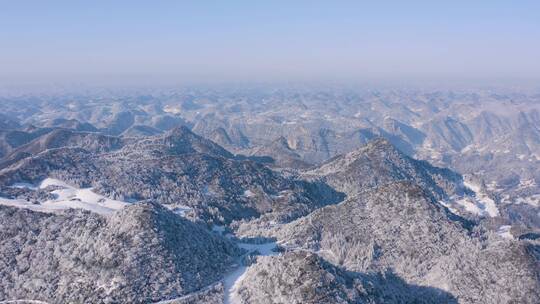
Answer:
[[0, 87, 539, 303]]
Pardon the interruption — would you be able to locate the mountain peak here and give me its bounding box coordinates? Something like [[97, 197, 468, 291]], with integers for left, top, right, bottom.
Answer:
[[364, 137, 396, 151], [157, 126, 233, 158], [165, 125, 194, 138], [305, 138, 464, 200], [269, 180, 538, 302], [250, 136, 312, 169]]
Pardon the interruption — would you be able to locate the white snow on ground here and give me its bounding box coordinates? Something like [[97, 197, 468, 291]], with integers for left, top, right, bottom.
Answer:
[[518, 179, 537, 190], [460, 144, 475, 153], [454, 197, 488, 216], [438, 178, 500, 218], [223, 242, 278, 304], [0, 178, 129, 215], [165, 205, 192, 217], [514, 194, 540, 207], [440, 179, 499, 217], [163, 105, 181, 114], [242, 189, 255, 198], [153, 282, 221, 304], [497, 225, 514, 240], [0, 300, 51, 304], [462, 179, 499, 217], [439, 200, 460, 215], [420, 141, 443, 160], [9, 182, 38, 190], [39, 178, 72, 189], [0, 197, 53, 214], [153, 237, 278, 304], [486, 181, 502, 192]]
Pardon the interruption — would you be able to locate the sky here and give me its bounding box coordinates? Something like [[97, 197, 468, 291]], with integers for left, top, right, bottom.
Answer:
[[1, 1, 539, 86]]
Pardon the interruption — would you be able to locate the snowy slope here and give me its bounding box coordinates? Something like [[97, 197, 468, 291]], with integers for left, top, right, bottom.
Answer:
[[0, 178, 129, 215], [462, 179, 499, 217], [224, 242, 278, 304]]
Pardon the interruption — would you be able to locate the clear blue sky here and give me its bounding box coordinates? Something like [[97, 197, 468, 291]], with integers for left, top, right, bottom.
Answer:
[[1, 1, 539, 85]]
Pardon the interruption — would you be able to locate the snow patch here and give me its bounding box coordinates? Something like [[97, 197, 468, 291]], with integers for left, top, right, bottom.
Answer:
[[486, 181, 502, 192], [163, 105, 181, 114], [454, 197, 486, 216], [0, 300, 51, 304], [514, 194, 540, 207], [518, 179, 537, 190], [223, 242, 278, 304], [439, 178, 500, 218], [460, 144, 474, 153], [463, 179, 499, 217], [165, 205, 192, 217], [497, 225, 513, 240], [9, 182, 38, 190], [420, 141, 443, 160], [439, 201, 460, 215], [1, 178, 129, 215], [242, 189, 255, 198], [0, 197, 49, 213]]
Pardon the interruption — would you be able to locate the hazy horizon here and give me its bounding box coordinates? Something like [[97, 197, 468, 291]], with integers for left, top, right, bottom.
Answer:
[[1, 1, 540, 87]]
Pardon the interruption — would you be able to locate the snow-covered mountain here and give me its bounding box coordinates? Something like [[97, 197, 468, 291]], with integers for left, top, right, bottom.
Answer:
[[268, 182, 540, 303], [0, 86, 539, 303], [0, 202, 240, 303]]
